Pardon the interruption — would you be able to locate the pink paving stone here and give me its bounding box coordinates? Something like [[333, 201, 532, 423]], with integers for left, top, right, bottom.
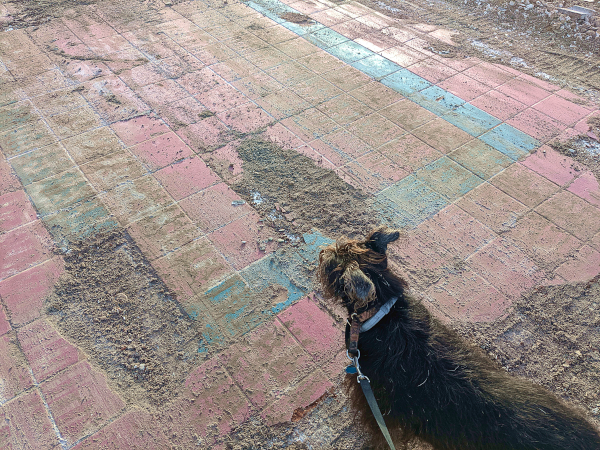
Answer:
[[208, 212, 280, 270], [521, 145, 583, 186], [176, 116, 230, 151], [467, 238, 545, 298], [0, 221, 53, 281], [504, 211, 581, 269], [592, 231, 600, 252], [262, 370, 333, 426], [0, 333, 33, 403], [129, 131, 192, 171], [518, 73, 560, 92], [220, 319, 315, 409], [0, 390, 59, 449], [0, 256, 64, 326], [380, 45, 427, 67], [574, 111, 600, 134], [536, 190, 600, 241], [322, 350, 349, 382], [277, 294, 344, 364], [196, 84, 248, 115], [426, 269, 511, 322], [507, 108, 567, 142], [0, 190, 37, 233], [153, 237, 232, 303], [72, 410, 171, 450], [469, 89, 528, 122], [0, 158, 20, 195], [419, 204, 495, 259], [217, 102, 273, 133], [568, 170, 600, 208], [462, 62, 515, 88], [532, 94, 592, 126], [437, 73, 491, 102], [336, 154, 408, 194], [0, 305, 10, 336], [161, 357, 250, 448], [201, 140, 245, 183], [139, 79, 190, 107], [154, 156, 221, 200], [406, 58, 458, 84], [496, 78, 551, 106], [555, 245, 600, 282], [263, 122, 305, 150], [179, 182, 254, 233], [18, 319, 80, 383], [40, 360, 125, 445], [296, 144, 336, 170], [110, 116, 170, 147]]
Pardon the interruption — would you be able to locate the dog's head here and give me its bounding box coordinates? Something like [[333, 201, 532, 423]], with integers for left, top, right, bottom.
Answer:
[[318, 226, 402, 313]]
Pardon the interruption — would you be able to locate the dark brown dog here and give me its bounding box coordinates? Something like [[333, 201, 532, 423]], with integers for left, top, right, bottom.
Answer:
[[318, 226, 600, 450]]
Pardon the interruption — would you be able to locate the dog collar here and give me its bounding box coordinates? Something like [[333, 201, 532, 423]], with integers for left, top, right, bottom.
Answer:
[[347, 296, 398, 356]]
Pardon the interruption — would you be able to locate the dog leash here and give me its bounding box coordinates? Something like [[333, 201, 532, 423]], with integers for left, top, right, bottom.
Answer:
[[346, 297, 398, 450]]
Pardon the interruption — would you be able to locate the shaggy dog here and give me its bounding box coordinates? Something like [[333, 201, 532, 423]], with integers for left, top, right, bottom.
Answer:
[[318, 226, 600, 450]]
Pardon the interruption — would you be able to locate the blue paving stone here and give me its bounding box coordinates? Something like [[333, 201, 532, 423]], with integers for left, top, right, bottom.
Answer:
[[408, 86, 465, 116], [282, 20, 325, 36], [306, 28, 349, 49], [378, 175, 449, 228], [245, 1, 286, 22], [326, 40, 375, 63], [380, 69, 431, 96], [442, 103, 501, 137], [480, 123, 540, 161], [351, 54, 401, 80], [416, 157, 484, 201]]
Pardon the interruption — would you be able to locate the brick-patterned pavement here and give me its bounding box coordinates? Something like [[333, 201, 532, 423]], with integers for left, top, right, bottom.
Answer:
[[1, 0, 600, 447]]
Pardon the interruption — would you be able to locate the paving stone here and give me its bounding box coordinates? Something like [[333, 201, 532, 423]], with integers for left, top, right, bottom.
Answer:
[[441, 102, 501, 137], [479, 123, 540, 161], [348, 81, 404, 111], [0, 221, 53, 281], [468, 238, 545, 297], [292, 77, 344, 107], [345, 112, 405, 148], [263, 122, 305, 149], [412, 117, 473, 154], [62, 126, 124, 165], [0, 333, 33, 403], [426, 269, 511, 322], [10, 143, 74, 186], [80, 150, 148, 191], [81, 76, 150, 124], [0, 119, 57, 157], [521, 145, 583, 187], [448, 139, 512, 180], [41, 361, 125, 445], [73, 410, 170, 450], [317, 93, 373, 125], [320, 65, 371, 92], [377, 133, 443, 173], [0, 256, 63, 326], [18, 319, 80, 383], [337, 151, 408, 193], [139, 79, 190, 107], [568, 170, 600, 208], [496, 77, 551, 106], [153, 237, 233, 305], [31, 88, 87, 118], [26, 169, 96, 217], [0, 158, 20, 196], [408, 85, 464, 116], [555, 245, 600, 282], [129, 131, 192, 172], [176, 116, 230, 151], [179, 182, 254, 233], [209, 212, 280, 270], [0, 305, 10, 337], [416, 156, 483, 201], [536, 190, 600, 241], [469, 89, 528, 122], [532, 94, 591, 126], [491, 163, 560, 208], [110, 116, 170, 147], [506, 108, 566, 142], [277, 294, 344, 364], [280, 107, 340, 142], [221, 319, 315, 408], [160, 357, 251, 448], [462, 62, 515, 88], [218, 102, 274, 133], [0, 190, 37, 233], [0, 390, 59, 449], [456, 182, 528, 233], [45, 105, 105, 139]]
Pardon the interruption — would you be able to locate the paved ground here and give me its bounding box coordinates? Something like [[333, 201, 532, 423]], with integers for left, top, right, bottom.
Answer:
[[1, 0, 600, 448]]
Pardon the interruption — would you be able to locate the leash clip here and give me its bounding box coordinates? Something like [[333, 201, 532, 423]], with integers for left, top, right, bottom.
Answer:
[[346, 350, 370, 383]]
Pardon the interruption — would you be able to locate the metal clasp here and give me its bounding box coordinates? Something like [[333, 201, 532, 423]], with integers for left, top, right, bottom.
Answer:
[[346, 349, 370, 383]]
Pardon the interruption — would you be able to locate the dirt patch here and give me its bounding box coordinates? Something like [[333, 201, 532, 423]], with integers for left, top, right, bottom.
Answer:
[[1, 0, 96, 30], [279, 12, 314, 24], [456, 276, 600, 424], [550, 134, 600, 182], [45, 229, 206, 407], [213, 137, 379, 240]]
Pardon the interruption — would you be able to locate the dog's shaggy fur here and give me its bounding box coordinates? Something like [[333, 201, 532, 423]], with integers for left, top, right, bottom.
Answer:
[[318, 227, 600, 450]]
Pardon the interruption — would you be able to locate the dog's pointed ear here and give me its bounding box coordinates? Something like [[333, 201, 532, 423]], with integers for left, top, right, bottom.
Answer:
[[365, 226, 401, 254], [341, 263, 375, 307]]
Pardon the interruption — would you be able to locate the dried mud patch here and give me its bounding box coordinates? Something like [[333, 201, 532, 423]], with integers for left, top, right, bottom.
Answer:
[[456, 277, 600, 423], [2, 0, 96, 30], [218, 138, 378, 240], [550, 124, 600, 182], [45, 229, 206, 407]]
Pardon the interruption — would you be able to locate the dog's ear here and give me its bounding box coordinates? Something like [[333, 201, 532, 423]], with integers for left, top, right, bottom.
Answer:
[[341, 262, 375, 307], [365, 226, 400, 254]]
